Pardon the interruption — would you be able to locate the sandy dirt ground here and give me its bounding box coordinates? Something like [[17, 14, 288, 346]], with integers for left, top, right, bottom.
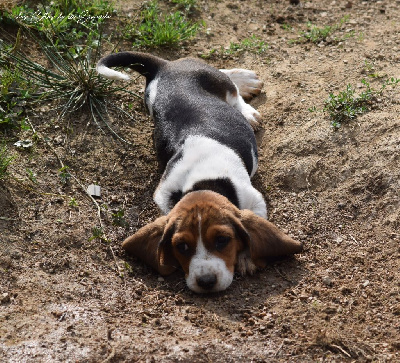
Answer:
[[1, 0, 400, 362]]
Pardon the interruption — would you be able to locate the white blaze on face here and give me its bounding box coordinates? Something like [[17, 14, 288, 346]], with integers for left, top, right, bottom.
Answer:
[[185, 213, 234, 293]]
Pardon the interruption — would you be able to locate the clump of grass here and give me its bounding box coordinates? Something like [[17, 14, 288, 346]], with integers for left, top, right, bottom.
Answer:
[[69, 197, 78, 207], [0, 56, 34, 132], [363, 60, 385, 79], [319, 78, 400, 128], [0, 144, 14, 181], [294, 15, 351, 44], [89, 226, 108, 242], [324, 82, 373, 128], [170, 0, 198, 14], [126, 1, 201, 48], [53, 0, 114, 16], [1, 28, 139, 143], [59, 165, 72, 184], [26, 168, 38, 184], [280, 23, 293, 31], [226, 35, 268, 54], [112, 209, 129, 228], [2, 0, 114, 46], [202, 35, 268, 59]]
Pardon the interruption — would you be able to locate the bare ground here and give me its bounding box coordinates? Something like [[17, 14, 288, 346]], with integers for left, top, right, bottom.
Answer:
[[1, 0, 400, 362]]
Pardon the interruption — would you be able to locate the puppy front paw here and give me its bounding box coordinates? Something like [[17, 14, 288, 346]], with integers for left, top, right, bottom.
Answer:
[[237, 251, 258, 276], [241, 103, 262, 131]]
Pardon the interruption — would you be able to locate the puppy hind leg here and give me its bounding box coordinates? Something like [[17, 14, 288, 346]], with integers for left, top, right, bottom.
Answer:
[[198, 66, 262, 130]]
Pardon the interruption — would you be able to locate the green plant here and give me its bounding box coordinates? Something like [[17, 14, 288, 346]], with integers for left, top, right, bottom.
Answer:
[[1, 28, 139, 143], [324, 83, 371, 128], [59, 165, 71, 184], [0, 144, 14, 180], [69, 197, 78, 207], [322, 78, 400, 128], [0, 62, 33, 132], [8, 5, 71, 36], [52, 0, 114, 16], [227, 35, 268, 54], [26, 168, 38, 184], [295, 15, 350, 44], [124, 261, 133, 274], [3, 0, 114, 47], [112, 209, 129, 228], [89, 226, 108, 242], [363, 60, 384, 79], [202, 35, 268, 59], [280, 23, 293, 31], [127, 1, 201, 48], [170, 0, 198, 14]]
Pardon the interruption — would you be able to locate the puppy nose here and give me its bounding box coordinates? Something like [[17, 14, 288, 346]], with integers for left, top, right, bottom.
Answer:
[[196, 274, 217, 290]]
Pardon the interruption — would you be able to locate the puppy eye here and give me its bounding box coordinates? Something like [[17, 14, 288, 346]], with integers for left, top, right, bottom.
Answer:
[[215, 235, 231, 251], [176, 242, 191, 256]]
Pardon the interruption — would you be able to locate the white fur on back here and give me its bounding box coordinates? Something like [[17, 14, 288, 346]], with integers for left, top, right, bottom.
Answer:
[[96, 64, 130, 81], [154, 136, 267, 217]]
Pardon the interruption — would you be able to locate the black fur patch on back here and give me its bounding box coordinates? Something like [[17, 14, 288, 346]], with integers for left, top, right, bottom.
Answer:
[[187, 178, 239, 208], [169, 190, 184, 210]]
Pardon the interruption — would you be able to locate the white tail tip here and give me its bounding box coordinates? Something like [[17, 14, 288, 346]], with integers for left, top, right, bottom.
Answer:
[[96, 64, 130, 81]]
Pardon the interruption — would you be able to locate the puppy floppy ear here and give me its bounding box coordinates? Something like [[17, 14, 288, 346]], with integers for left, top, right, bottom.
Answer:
[[122, 216, 177, 275], [237, 210, 303, 268], [157, 219, 179, 271]]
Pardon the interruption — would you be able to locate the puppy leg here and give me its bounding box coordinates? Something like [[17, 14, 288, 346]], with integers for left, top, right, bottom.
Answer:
[[236, 250, 258, 275], [220, 69, 263, 100], [226, 89, 262, 131], [221, 69, 263, 130]]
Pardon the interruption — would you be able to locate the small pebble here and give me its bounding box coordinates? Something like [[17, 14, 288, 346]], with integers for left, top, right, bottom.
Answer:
[[1, 293, 10, 304], [335, 237, 343, 244], [322, 276, 333, 287]]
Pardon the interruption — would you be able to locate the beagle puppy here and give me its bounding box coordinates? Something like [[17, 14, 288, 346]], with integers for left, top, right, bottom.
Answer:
[[97, 52, 303, 293]]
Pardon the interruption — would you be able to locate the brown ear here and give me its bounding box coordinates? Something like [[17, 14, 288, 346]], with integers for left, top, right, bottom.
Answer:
[[238, 210, 303, 268], [157, 218, 179, 269], [122, 216, 177, 275]]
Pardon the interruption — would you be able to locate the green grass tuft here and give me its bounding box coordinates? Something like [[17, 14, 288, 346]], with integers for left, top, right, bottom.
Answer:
[[322, 78, 400, 128], [202, 35, 268, 59], [126, 1, 201, 48], [112, 209, 129, 228], [0, 53, 34, 132], [1, 27, 140, 143], [2, 0, 114, 47], [0, 144, 14, 181], [294, 15, 351, 44], [170, 0, 198, 14]]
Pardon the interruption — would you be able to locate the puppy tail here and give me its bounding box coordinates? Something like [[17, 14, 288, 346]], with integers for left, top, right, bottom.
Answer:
[[96, 51, 167, 82]]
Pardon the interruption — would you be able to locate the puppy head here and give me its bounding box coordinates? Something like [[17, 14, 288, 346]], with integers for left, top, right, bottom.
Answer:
[[122, 191, 302, 293]]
